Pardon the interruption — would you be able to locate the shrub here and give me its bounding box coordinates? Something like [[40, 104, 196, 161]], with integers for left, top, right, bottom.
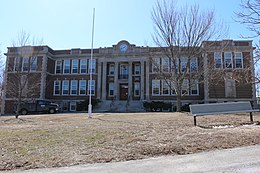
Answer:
[[76, 99, 100, 111]]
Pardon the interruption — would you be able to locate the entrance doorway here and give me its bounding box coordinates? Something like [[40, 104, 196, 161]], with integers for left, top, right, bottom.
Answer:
[[120, 84, 128, 100]]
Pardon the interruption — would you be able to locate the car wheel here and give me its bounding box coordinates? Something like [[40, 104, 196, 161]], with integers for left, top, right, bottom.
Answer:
[[21, 109, 28, 115], [49, 108, 56, 114]]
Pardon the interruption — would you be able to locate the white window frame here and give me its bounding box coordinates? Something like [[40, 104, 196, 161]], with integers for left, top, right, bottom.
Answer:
[[119, 64, 128, 79], [224, 52, 233, 68], [88, 59, 96, 73], [30, 57, 37, 71], [134, 82, 140, 96], [63, 60, 71, 74], [190, 80, 199, 96], [70, 80, 78, 95], [80, 59, 87, 74], [190, 57, 198, 72], [79, 80, 86, 95], [134, 64, 141, 75], [109, 83, 115, 96], [162, 80, 170, 95], [182, 79, 189, 95], [181, 57, 187, 72], [22, 57, 30, 72], [152, 58, 160, 73], [55, 60, 62, 74], [53, 80, 61, 95], [214, 52, 222, 69], [109, 63, 115, 75], [152, 79, 160, 95], [234, 52, 243, 69], [62, 80, 69, 95], [88, 80, 95, 96], [162, 57, 170, 72], [71, 59, 79, 74], [171, 81, 176, 95]]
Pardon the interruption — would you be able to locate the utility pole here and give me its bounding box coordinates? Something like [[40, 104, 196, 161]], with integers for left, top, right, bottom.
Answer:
[[88, 8, 95, 118]]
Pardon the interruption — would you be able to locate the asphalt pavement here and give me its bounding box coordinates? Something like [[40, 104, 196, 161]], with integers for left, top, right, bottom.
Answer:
[[8, 145, 260, 173]]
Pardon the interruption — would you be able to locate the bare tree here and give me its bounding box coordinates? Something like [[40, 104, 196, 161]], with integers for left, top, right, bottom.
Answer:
[[151, 0, 225, 111], [5, 31, 43, 118]]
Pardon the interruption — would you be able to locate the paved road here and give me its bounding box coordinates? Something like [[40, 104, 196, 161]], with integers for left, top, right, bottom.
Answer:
[[10, 145, 260, 173]]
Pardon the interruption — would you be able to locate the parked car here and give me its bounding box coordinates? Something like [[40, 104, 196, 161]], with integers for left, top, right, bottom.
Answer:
[[15, 100, 60, 115]]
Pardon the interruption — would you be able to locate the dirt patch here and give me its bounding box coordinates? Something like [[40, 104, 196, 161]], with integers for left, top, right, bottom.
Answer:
[[0, 112, 260, 171]]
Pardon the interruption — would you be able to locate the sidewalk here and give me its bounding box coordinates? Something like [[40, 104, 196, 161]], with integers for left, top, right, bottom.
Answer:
[[9, 145, 260, 173]]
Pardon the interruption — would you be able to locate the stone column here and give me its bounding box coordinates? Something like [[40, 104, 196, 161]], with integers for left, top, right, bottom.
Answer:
[[140, 60, 145, 100], [97, 61, 102, 99], [101, 62, 107, 100], [114, 62, 119, 100], [145, 60, 150, 101]]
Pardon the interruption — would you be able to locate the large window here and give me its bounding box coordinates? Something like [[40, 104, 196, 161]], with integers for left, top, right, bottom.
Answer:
[[235, 52, 243, 68], [55, 60, 62, 74], [181, 57, 187, 72], [182, 79, 189, 95], [214, 52, 222, 68], [62, 80, 69, 95], [71, 59, 79, 74], [162, 80, 170, 95], [190, 57, 198, 72], [63, 60, 70, 74], [14, 57, 21, 71], [109, 64, 115, 75], [162, 57, 170, 72], [171, 81, 176, 95], [134, 82, 140, 96], [119, 64, 128, 79], [224, 52, 232, 68], [109, 83, 114, 96], [53, 80, 61, 95], [134, 64, 141, 75], [22, 57, 29, 71], [79, 80, 86, 95], [190, 80, 199, 95], [80, 59, 87, 73], [70, 80, 78, 95], [152, 80, 160, 95], [88, 80, 95, 96], [30, 57, 37, 71], [152, 58, 160, 73], [88, 59, 96, 73]]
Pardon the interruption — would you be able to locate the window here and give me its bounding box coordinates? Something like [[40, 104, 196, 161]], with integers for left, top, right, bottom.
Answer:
[[30, 57, 37, 71], [88, 59, 96, 73], [152, 80, 160, 95], [190, 80, 199, 95], [181, 57, 187, 72], [79, 80, 86, 95], [53, 80, 61, 95], [80, 59, 87, 73], [55, 60, 62, 74], [190, 57, 198, 72], [152, 58, 160, 73], [235, 52, 243, 68], [172, 58, 179, 72], [134, 82, 140, 96], [109, 64, 115, 75], [171, 81, 176, 95], [182, 79, 189, 95], [88, 80, 95, 96], [70, 80, 78, 95], [224, 52, 232, 68], [162, 57, 170, 72], [14, 57, 21, 71], [119, 64, 128, 79], [109, 83, 114, 96], [214, 52, 222, 68], [134, 64, 141, 75], [62, 80, 69, 95], [72, 59, 79, 74], [70, 102, 76, 111], [22, 57, 29, 71], [162, 80, 170, 95], [63, 60, 70, 74]]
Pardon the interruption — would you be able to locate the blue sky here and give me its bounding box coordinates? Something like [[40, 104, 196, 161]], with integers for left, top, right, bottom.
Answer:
[[0, 0, 254, 55]]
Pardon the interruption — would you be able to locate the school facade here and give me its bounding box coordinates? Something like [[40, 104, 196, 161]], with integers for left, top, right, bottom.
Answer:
[[1, 40, 256, 113]]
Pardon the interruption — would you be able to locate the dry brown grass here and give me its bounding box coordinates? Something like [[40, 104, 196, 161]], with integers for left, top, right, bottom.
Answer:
[[0, 112, 260, 171]]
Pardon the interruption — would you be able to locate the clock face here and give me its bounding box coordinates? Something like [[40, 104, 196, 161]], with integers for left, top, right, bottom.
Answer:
[[119, 43, 128, 52]]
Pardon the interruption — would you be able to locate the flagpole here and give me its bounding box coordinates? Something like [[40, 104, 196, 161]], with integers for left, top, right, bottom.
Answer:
[[88, 8, 95, 118]]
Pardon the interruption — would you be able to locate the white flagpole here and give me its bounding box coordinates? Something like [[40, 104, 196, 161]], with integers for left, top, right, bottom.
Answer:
[[88, 8, 95, 118]]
